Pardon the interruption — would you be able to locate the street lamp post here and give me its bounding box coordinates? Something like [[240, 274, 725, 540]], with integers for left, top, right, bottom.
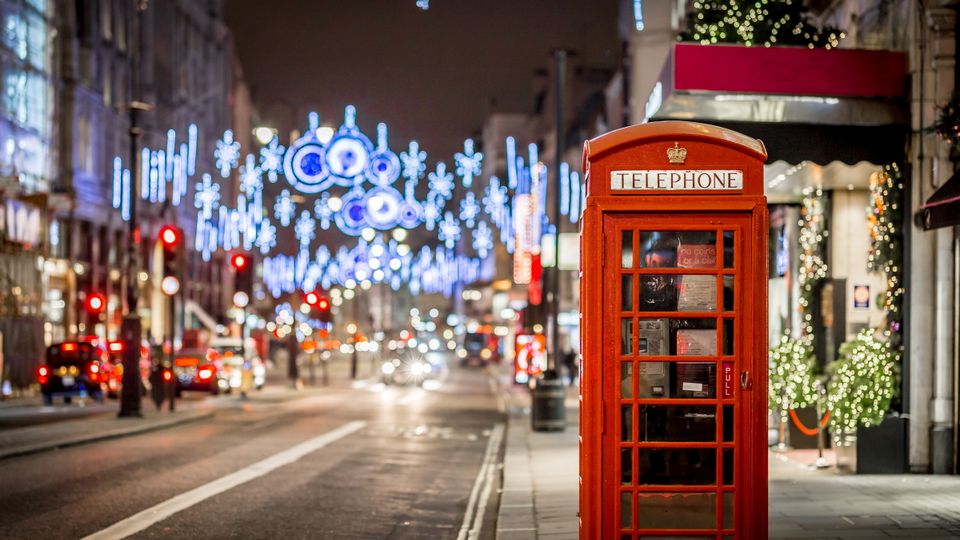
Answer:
[[119, 0, 150, 418], [549, 49, 567, 373]]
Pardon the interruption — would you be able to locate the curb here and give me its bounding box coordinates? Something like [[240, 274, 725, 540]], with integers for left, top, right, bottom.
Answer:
[[0, 410, 215, 461]]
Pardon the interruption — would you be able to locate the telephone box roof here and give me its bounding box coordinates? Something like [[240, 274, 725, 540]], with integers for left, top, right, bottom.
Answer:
[[583, 120, 767, 171]]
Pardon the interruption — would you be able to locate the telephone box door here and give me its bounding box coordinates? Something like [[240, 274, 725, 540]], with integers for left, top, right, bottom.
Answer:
[[603, 211, 763, 539]]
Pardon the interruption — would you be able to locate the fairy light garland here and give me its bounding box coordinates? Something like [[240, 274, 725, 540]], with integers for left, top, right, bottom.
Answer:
[[867, 163, 904, 347], [768, 334, 817, 419], [934, 95, 960, 148], [827, 329, 898, 442], [798, 186, 828, 338], [680, 0, 845, 48]]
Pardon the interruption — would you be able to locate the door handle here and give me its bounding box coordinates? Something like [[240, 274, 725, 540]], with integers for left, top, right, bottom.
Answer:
[[740, 371, 751, 390]]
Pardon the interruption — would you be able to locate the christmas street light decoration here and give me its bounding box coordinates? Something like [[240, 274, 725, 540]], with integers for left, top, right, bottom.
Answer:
[[108, 104, 587, 298], [798, 186, 827, 338]]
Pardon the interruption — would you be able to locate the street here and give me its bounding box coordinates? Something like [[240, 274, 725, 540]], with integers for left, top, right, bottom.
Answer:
[[0, 359, 505, 540]]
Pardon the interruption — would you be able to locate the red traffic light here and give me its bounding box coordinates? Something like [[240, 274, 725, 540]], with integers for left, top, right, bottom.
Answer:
[[158, 225, 181, 248], [85, 293, 106, 314], [317, 297, 330, 311], [305, 291, 320, 306], [230, 253, 250, 270]]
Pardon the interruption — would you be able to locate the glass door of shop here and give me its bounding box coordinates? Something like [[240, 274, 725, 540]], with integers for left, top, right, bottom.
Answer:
[[604, 213, 757, 539]]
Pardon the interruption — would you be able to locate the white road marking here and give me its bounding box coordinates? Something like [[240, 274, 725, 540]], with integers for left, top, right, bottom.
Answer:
[[457, 422, 505, 540], [82, 420, 367, 540]]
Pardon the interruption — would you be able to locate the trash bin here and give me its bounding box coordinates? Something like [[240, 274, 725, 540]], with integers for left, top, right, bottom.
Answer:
[[531, 369, 566, 432]]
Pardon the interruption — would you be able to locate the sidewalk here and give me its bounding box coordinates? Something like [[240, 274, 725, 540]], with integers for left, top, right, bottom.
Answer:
[[495, 379, 960, 539], [0, 405, 213, 460], [496, 378, 579, 540]]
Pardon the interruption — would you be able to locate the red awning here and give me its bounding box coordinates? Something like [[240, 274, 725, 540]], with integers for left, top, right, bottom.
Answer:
[[672, 43, 906, 98], [643, 44, 909, 164]]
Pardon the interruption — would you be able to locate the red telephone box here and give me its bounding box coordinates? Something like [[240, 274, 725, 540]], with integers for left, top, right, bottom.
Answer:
[[579, 122, 768, 539]]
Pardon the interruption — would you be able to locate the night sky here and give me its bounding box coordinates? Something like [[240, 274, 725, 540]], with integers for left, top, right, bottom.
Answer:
[[224, 0, 621, 160]]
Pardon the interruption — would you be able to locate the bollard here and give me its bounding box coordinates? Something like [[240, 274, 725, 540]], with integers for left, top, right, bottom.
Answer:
[[531, 369, 566, 432]]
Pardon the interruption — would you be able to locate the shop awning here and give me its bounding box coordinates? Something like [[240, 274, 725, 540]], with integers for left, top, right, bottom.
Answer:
[[644, 44, 909, 164], [920, 171, 960, 230]]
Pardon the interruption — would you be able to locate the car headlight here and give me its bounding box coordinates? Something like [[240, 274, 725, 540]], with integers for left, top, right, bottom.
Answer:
[[381, 362, 396, 375], [411, 362, 425, 376]]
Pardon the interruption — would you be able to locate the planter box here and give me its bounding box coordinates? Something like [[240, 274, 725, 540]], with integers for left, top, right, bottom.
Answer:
[[855, 415, 908, 474]]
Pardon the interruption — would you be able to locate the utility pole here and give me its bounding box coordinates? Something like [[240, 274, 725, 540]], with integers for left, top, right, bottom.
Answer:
[[549, 49, 566, 372], [119, 0, 150, 418]]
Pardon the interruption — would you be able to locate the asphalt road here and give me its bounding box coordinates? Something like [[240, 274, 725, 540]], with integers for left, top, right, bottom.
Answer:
[[0, 359, 506, 540]]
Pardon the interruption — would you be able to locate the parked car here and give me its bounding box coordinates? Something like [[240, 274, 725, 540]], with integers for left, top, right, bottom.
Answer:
[[38, 341, 107, 405], [172, 349, 219, 395]]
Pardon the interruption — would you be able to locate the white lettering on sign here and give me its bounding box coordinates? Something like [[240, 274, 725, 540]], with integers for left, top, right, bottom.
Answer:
[[610, 170, 744, 192]]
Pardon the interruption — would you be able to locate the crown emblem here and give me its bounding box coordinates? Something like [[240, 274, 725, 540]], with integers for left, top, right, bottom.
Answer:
[[667, 142, 687, 165]]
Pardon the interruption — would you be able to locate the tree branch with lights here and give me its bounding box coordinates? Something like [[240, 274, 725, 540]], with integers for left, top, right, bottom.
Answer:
[[680, 0, 845, 48]]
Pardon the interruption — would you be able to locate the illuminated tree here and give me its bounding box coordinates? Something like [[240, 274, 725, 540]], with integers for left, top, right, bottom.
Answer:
[[681, 0, 844, 48]]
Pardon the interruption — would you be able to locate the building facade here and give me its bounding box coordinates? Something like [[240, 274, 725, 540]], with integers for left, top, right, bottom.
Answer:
[[618, 0, 957, 474]]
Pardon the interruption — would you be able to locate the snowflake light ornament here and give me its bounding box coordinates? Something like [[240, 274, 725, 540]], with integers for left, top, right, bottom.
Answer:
[[314, 192, 335, 230], [400, 140, 427, 182], [259, 137, 285, 183], [239, 154, 263, 198], [214, 130, 241, 178], [194, 173, 221, 218], [473, 220, 493, 257], [454, 139, 483, 188], [274, 189, 296, 227], [256, 219, 277, 255], [423, 195, 442, 231], [295, 210, 316, 248], [438, 211, 461, 249], [428, 162, 455, 200], [459, 191, 480, 228], [483, 176, 508, 228]]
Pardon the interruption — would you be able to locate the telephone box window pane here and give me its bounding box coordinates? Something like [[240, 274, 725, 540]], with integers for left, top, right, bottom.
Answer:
[[723, 492, 734, 529], [622, 405, 633, 441], [639, 405, 716, 442], [622, 362, 634, 398], [640, 318, 716, 356], [722, 319, 734, 356], [723, 276, 734, 312], [622, 447, 634, 485], [621, 491, 633, 529], [637, 492, 716, 529], [639, 362, 716, 399], [622, 319, 634, 355], [723, 231, 735, 268], [622, 275, 634, 311], [639, 448, 716, 485], [723, 448, 734, 485], [638, 362, 668, 398], [723, 405, 734, 442], [622, 231, 634, 268], [640, 231, 717, 268], [640, 275, 716, 312]]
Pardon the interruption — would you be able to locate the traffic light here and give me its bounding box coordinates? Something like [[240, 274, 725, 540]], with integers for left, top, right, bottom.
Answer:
[[304, 291, 321, 307], [230, 252, 253, 296], [159, 225, 182, 296], [85, 293, 106, 315]]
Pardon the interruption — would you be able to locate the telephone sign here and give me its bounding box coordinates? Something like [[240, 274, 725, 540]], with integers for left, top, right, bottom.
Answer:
[[579, 121, 768, 539]]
